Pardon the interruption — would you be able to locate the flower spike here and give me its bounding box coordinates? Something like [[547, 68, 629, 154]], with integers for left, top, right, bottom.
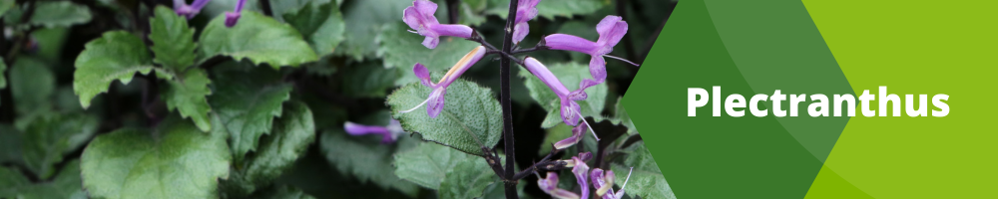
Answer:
[[523, 57, 601, 140], [571, 156, 591, 199], [512, 0, 541, 44], [174, 0, 212, 19], [344, 120, 406, 144], [400, 46, 486, 118], [542, 15, 633, 84], [538, 172, 581, 199], [224, 0, 246, 27], [590, 167, 634, 199], [402, 0, 475, 49]]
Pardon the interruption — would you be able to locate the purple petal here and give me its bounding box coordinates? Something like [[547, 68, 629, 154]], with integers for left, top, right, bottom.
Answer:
[[344, 122, 392, 139], [572, 157, 590, 199], [429, 24, 473, 39], [402, 7, 424, 31], [422, 36, 440, 49], [515, 0, 539, 24], [596, 16, 628, 55], [524, 57, 570, 97], [543, 34, 600, 55], [513, 22, 529, 44], [224, 12, 241, 27], [538, 172, 582, 199], [175, 5, 198, 19], [589, 55, 607, 83], [191, 0, 211, 10], [553, 122, 585, 150], [426, 88, 447, 118], [578, 151, 593, 162], [591, 168, 608, 195], [412, 63, 436, 87], [439, 46, 486, 86], [413, 0, 439, 20], [560, 100, 581, 126], [233, 0, 246, 12]]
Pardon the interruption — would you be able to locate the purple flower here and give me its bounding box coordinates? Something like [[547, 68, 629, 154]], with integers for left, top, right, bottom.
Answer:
[[524, 57, 600, 140], [538, 172, 581, 199], [224, 0, 246, 27], [553, 122, 588, 150], [400, 46, 486, 118], [512, 0, 541, 44], [571, 155, 591, 199], [403, 0, 474, 49], [344, 119, 406, 144], [542, 15, 634, 84], [173, 0, 211, 19], [591, 167, 633, 199]]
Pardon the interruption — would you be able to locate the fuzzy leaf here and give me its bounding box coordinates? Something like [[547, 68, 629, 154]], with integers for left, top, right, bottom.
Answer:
[[518, 62, 607, 128], [338, 0, 410, 60], [73, 31, 154, 109], [341, 61, 398, 98], [161, 69, 213, 132], [80, 116, 231, 199], [377, 24, 481, 86], [486, 0, 608, 19], [209, 67, 292, 162], [438, 157, 498, 199], [21, 114, 98, 179], [5, 1, 92, 28], [244, 101, 316, 188], [320, 128, 420, 196], [387, 78, 503, 156], [9, 57, 55, 115], [283, 1, 345, 58], [200, 11, 317, 68], [0, 160, 87, 199], [393, 142, 471, 189], [611, 142, 677, 199], [149, 6, 197, 71]]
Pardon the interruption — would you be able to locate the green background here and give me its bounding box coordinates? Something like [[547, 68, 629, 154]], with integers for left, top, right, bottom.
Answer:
[[625, 0, 997, 198]]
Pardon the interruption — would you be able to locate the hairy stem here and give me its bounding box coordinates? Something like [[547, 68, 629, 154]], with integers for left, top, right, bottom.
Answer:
[[500, 0, 520, 198]]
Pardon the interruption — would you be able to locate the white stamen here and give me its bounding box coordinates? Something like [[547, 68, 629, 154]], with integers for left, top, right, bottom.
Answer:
[[399, 97, 431, 114], [407, 29, 419, 34], [577, 112, 600, 141], [621, 167, 634, 190], [604, 55, 640, 67]]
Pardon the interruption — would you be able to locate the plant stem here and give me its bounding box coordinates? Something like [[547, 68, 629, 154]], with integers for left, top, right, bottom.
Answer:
[[260, 0, 273, 16], [446, 0, 460, 24], [500, 0, 520, 198]]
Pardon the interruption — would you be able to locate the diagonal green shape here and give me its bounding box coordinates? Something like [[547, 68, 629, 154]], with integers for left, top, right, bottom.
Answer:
[[623, 0, 854, 198], [703, 0, 853, 162]]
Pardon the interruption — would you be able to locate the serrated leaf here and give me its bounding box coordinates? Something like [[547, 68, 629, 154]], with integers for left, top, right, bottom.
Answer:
[[209, 67, 292, 162], [338, 0, 410, 60], [341, 61, 398, 98], [0, 160, 87, 199], [611, 142, 677, 199], [283, 1, 345, 58], [80, 116, 231, 199], [244, 101, 316, 188], [161, 69, 212, 132], [486, 0, 607, 19], [5, 1, 92, 28], [377, 23, 481, 86], [393, 142, 471, 189], [21, 114, 98, 179], [150, 6, 197, 71], [439, 157, 498, 199], [9, 57, 55, 115], [200, 11, 317, 68], [73, 31, 155, 109], [387, 78, 503, 156], [320, 128, 420, 196], [518, 62, 607, 128]]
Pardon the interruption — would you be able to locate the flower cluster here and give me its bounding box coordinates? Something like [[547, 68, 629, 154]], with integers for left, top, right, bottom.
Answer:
[[172, 0, 245, 27]]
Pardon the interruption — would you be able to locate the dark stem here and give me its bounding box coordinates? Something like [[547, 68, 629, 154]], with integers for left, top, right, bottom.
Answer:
[[510, 46, 549, 54], [512, 149, 562, 180], [500, 0, 520, 198], [446, 0, 460, 24], [260, 0, 273, 16]]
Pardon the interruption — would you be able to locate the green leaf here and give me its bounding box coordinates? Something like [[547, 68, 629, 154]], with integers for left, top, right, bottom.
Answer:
[[338, 0, 411, 60], [200, 11, 317, 68], [250, 185, 316, 199], [283, 1, 346, 58], [320, 128, 420, 196], [614, 97, 638, 135], [209, 67, 292, 162], [21, 114, 98, 179], [518, 62, 607, 128], [0, 160, 87, 199], [387, 78, 503, 156], [9, 57, 55, 115], [0, 58, 6, 90], [538, 123, 574, 155], [73, 31, 154, 109], [611, 142, 677, 199], [5, 1, 92, 28], [438, 157, 499, 199], [81, 116, 231, 199], [0, 125, 22, 165], [341, 61, 398, 98], [377, 23, 481, 86], [393, 142, 471, 189], [0, 0, 13, 17], [149, 6, 197, 71], [243, 101, 316, 188], [486, 0, 608, 19], [161, 69, 213, 132]]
